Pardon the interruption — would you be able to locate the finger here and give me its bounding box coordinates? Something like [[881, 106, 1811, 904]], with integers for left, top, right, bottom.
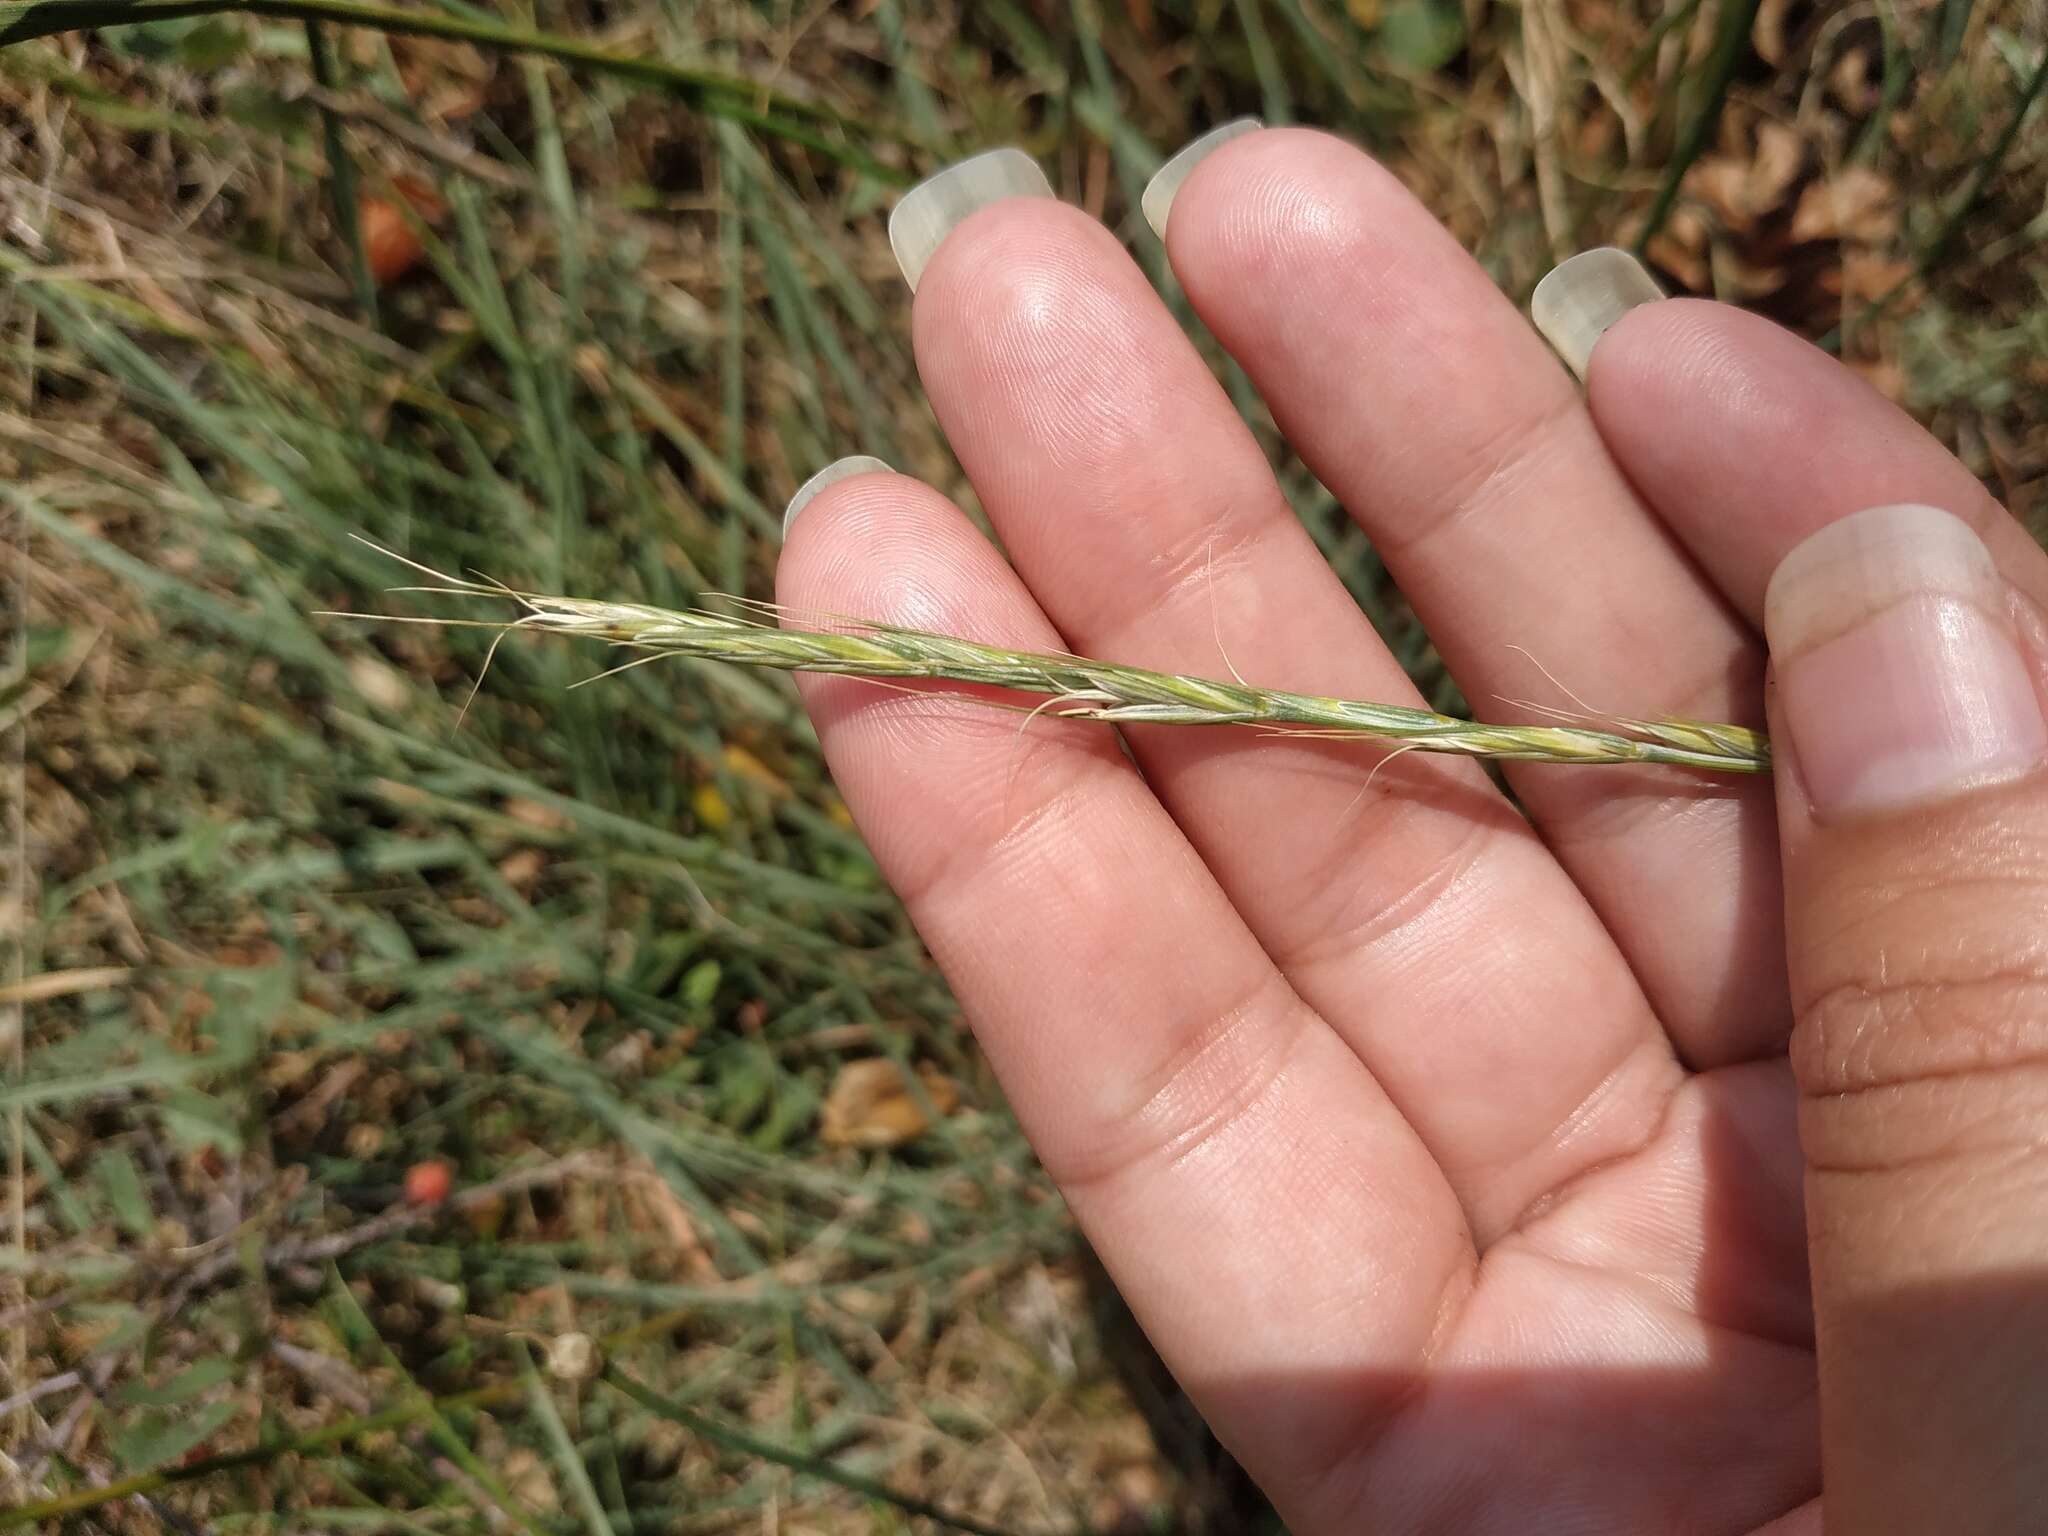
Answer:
[[1151, 126, 1785, 1067], [1580, 287, 2048, 619], [778, 465, 1473, 1492], [1765, 504, 2048, 1535], [1750, 1500, 1824, 1536], [895, 156, 1679, 1242]]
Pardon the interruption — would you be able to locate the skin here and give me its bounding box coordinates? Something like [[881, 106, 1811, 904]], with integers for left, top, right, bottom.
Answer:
[[777, 129, 2048, 1533]]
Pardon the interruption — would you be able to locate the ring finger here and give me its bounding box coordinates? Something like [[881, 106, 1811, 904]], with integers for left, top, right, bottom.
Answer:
[[1152, 126, 1785, 1067]]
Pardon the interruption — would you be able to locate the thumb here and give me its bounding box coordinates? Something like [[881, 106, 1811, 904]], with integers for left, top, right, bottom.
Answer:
[[1766, 502, 2048, 1535]]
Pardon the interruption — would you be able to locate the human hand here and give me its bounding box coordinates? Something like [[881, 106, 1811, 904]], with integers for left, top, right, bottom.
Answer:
[[776, 127, 2048, 1534]]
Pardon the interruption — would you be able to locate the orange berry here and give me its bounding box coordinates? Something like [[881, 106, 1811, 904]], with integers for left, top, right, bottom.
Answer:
[[403, 1159, 453, 1206], [358, 196, 426, 285], [356, 179, 443, 286]]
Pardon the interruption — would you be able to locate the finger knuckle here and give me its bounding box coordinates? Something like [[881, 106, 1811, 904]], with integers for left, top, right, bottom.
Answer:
[[1794, 964, 2048, 1105], [1791, 817, 2048, 1105], [1040, 970, 1312, 1195]]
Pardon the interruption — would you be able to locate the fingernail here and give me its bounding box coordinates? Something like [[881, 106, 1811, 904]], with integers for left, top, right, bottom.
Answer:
[[784, 455, 891, 537], [1530, 248, 1664, 382], [887, 148, 1054, 293], [1766, 503, 2047, 816], [1141, 117, 1262, 239]]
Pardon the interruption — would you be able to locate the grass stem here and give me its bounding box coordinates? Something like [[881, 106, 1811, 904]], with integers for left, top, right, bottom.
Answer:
[[305, 18, 380, 329], [603, 1364, 1040, 1536], [0, 0, 917, 180]]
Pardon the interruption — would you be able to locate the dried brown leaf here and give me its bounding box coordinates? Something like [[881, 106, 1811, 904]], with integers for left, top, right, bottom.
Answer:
[[1847, 357, 1908, 403], [1753, 0, 1795, 66], [1831, 250, 1916, 305], [503, 797, 572, 832], [1688, 156, 1757, 231], [1647, 227, 1710, 291], [821, 1059, 962, 1150], [1748, 121, 1806, 211], [1791, 168, 1899, 244]]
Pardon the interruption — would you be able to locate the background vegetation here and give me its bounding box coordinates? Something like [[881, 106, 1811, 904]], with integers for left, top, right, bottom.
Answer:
[[5, 0, 2044, 1528]]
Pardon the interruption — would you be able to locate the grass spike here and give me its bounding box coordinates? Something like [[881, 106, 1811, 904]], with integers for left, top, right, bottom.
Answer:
[[343, 554, 1771, 775]]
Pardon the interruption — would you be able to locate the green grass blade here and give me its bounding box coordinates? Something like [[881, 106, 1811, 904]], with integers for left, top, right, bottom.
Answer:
[[602, 1365, 1037, 1536], [305, 17, 379, 327], [0, 0, 916, 177], [1633, 0, 1762, 255], [1829, 40, 2048, 352], [519, 1345, 619, 1536]]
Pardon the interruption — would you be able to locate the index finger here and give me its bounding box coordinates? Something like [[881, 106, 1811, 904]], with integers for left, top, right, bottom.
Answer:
[[777, 466, 1475, 1499]]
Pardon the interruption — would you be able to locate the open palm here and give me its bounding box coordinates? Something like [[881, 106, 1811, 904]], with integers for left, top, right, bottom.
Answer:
[[776, 130, 2029, 1533]]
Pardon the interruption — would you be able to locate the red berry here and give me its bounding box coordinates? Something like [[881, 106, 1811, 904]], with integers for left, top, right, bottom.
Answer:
[[404, 1160, 453, 1206]]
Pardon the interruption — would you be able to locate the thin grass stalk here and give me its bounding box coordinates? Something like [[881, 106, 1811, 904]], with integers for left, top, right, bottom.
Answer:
[[1936, 0, 1972, 63], [0, 0, 917, 181], [602, 1364, 1033, 1536], [1633, 0, 1761, 256], [0, 1313, 1048, 1531], [343, 548, 1771, 775], [0, 1299, 692, 1530], [1828, 42, 2048, 354], [304, 18, 379, 330]]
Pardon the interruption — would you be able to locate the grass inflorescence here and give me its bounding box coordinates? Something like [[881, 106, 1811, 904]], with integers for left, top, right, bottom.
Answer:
[[351, 549, 1772, 775]]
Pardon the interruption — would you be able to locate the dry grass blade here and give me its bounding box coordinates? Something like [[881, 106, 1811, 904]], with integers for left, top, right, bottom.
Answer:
[[343, 544, 1771, 775]]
